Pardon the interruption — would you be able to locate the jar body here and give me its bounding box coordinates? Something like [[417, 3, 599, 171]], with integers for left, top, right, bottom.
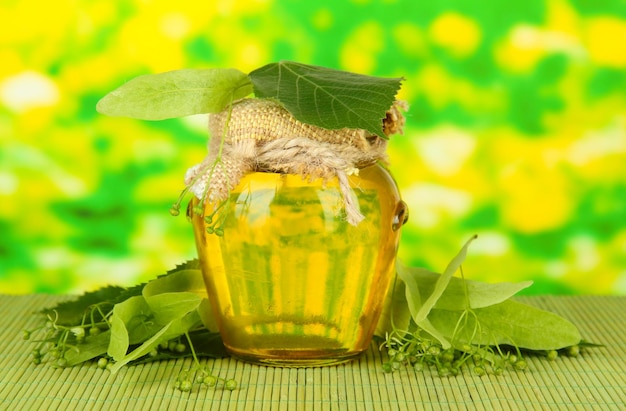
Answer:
[[190, 164, 406, 366]]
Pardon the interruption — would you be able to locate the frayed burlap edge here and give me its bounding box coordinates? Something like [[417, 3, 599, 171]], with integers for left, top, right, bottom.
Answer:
[[184, 98, 407, 225]]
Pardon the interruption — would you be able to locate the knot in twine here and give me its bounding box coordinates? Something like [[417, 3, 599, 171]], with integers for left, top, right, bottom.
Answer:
[[184, 98, 407, 225]]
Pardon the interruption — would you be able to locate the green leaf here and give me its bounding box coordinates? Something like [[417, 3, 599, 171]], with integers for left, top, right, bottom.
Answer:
[[249, 61, 402, 138], [407, 267, 533, 311], [130, 329, 228, 365], [428, 299, 582, 350], [396, 261, 423, 323], [108, 310, 203, 374], [143, 269, 206, 324], [65, 330, 112, 366], [40, 286, 126, 326], [375, 274, 411, 338], [390, 237, 583, 353], [107, 296, 154, 360], [145, 292, 202, 325], [412, 235, 477, 322], [143, 269, 206, 298], [106, 266, 217, 372], [416, 317, 452, 349], [96, 68, 253, 120], [29, 258, 227, 372]]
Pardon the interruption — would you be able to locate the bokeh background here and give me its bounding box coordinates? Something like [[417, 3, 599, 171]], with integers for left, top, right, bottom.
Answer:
[[1, 0, 625, 295]]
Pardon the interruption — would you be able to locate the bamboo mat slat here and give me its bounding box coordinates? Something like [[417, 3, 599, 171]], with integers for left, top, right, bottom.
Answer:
[[0, 294, 624, 411]]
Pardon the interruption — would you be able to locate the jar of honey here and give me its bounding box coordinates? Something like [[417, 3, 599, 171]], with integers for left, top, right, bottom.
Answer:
[[190, 163, 407, 366]]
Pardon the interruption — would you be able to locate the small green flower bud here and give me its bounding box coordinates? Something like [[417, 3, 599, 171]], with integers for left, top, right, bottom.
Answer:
[[178, 380, 193, 392], [567, 345, 580, 357], [473, 366, 486, 376], [440, 350, 455, 363], [203, 375, 218, 387], [460, 344, 473, 353], [514, 359, 528, 370], [224, 379, 237, 391], [169, 205, 181, 216], [55, 358, 68, 368]]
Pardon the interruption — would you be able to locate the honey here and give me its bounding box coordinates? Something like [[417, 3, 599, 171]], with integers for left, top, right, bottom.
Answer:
[[191, 164, 406, 366]]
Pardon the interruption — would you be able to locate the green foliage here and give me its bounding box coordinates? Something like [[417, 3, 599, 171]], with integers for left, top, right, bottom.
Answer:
[[142, 269, 206, 323], [26, 261, 226, 374], [249, 61, 403, 137], [377, 236, 585, 376], [96, 68, 253, 119], [41, 285, 127, 326], [107, 301, 202, 373], [97, 61, 402, 139], [25, 238, 593, 387], [428, 300, 582, 350]]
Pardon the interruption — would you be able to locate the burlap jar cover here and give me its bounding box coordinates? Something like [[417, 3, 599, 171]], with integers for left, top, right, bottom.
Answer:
[[184, 98, 407, 225]]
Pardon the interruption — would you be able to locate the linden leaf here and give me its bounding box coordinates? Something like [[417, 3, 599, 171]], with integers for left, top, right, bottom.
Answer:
[[107, 296, 155, 361], [406, 267, 533, 311], [108, 310, 202, 374], [96, 68, 253, 120], [412, 235, 477, 322], [40, 285, 127, 326], [249, 61, 402, 138], [65, 330, 112, 366], [375, 275, 411, 338], [130, 330, 228, 365], [396, 261, 424, 324], [143, 269, 206, 324], [428, 299, 582, 350]]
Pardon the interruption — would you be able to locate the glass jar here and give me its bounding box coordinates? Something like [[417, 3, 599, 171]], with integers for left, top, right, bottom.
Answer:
[[189, 163, 407, 366]]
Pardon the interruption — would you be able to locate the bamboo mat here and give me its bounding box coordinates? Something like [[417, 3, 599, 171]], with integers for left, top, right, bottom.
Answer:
[[0, 294, 624, 411]]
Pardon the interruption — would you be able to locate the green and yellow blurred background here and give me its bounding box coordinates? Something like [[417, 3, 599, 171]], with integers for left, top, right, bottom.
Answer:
[[1, 0, 625, 295]]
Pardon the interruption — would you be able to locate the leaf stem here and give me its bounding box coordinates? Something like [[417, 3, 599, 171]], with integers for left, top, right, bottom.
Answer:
[[184, 332, 201, 368]]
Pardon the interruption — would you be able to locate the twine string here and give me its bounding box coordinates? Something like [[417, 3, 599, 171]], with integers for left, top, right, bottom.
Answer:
[[184, 98, 406, 226]]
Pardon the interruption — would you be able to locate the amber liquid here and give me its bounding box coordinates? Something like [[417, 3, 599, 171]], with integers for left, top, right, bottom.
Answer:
[[192, 165, 404, 366]]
